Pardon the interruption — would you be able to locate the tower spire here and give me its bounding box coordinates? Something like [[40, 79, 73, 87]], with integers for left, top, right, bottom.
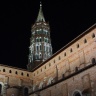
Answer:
[[36, 2, 45, 22], [27, 1, 52, 71]]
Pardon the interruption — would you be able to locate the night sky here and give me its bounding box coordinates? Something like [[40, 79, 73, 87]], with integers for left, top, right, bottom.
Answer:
[[0, 0, 95, 69]]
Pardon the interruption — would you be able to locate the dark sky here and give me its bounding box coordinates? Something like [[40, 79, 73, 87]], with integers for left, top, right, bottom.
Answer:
[[0, 0, 95, 69]]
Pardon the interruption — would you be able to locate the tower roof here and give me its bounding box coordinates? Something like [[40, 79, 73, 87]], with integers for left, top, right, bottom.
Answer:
[[36, 2, 45, 22]]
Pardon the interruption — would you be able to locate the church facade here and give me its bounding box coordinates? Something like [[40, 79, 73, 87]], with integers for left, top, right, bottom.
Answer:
[[0, 2, 96, 96]]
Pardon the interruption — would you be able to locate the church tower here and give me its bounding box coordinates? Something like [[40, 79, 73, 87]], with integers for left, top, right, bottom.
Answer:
[[27, 2, 52, 71]]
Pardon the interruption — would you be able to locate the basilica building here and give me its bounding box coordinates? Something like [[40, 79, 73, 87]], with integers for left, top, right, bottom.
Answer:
[[0, 2, 96, 96]]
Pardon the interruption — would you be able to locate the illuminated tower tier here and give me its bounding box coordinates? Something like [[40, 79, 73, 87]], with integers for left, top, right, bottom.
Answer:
[[27, 2, 52, 71]]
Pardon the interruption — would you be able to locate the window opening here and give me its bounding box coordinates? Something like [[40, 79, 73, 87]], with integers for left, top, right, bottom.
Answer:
[[92, 58, 96, 64], [3, 69, 5, 72], [73, 91, 81, 96], [21, 72, 23, 76], [9, 70, 12, 73], [64, 52, 66, 56], [84, 39, 87, 43], [77, 44, 79, 48], [92, 33, 95, 38], [15, 71, 18, 74], [70, 48, 73, 52], [27, 74, 29, 77]]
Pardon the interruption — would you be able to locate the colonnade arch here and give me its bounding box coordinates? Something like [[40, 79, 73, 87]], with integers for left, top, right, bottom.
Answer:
[[73, 90, 82, 96]]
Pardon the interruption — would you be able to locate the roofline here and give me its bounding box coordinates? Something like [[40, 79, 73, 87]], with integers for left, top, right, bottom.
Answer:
[[32, 23, 96, 72], [0, 64, 29, 72]]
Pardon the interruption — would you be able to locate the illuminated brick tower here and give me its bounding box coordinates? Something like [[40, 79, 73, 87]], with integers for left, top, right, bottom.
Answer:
[[27, 2, 52, 71]]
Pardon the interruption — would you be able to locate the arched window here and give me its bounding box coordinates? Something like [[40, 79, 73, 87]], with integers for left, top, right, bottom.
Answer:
[[73, 91, 81, 96], [0, 84, 2, 94], [23, 87, 28, 96], [77, 44, 79, 48], [64, 52, 66, 56], [70, 48, 73, 52], [92, 33, 95, 38], [15, 71, 18, 74], [9, 70, 12, 73], [84, 39, 87, 43], [27, 73, 29, 77], [92, 58, 96, 64], [21, 72, 23, 76], [3, 69, 5, 72]]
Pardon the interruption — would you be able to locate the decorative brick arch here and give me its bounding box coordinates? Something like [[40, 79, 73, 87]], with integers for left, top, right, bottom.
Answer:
[[72, 90, 82, 96]]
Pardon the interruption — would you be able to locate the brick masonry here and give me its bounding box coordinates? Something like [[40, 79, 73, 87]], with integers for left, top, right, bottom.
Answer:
[[0, 24, 96, 96]]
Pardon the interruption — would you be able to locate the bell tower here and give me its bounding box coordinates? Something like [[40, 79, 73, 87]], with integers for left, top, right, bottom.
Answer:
[[27, 2, 52, 71]]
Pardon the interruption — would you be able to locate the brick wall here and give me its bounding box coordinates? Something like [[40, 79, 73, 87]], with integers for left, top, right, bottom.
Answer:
[[32, 25, 96, 91], [30, 65, 96, 96]]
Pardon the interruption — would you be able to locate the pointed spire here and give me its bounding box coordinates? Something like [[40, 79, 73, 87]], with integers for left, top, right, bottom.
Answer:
[[36, 2, 45, 22]]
